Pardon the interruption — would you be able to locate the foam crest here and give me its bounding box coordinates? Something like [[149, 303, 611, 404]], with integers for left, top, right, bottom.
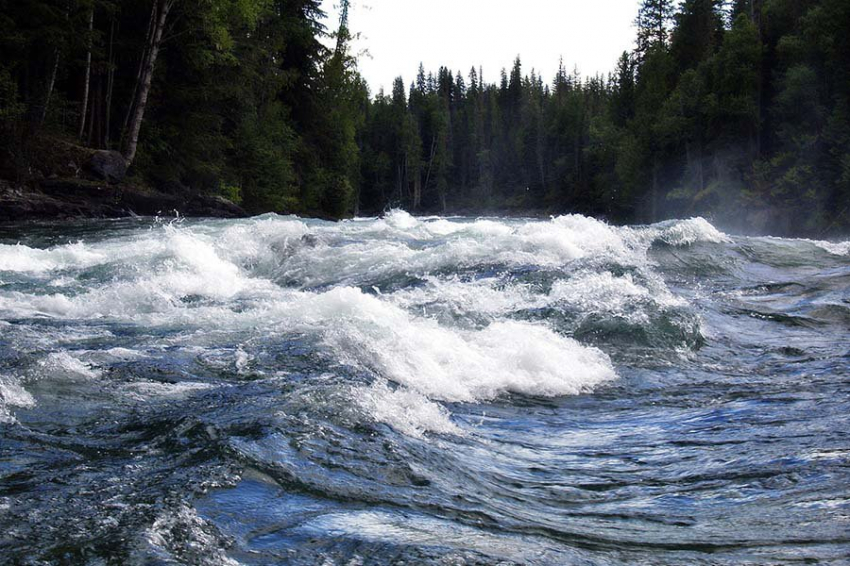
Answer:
[[138, 504, 239, 566], [1, 214, 668, 437], [290, 287, 616, 404], [813, 240, 850, 256], [0, 241, 106, 273], [213, 215, 310, 269], [0, 224, 282, 321], [388, 275, 538, 318], [650, 217, 730, 246], [383, 209, 419, 230], [549, 271, 685, 314], [268, 213, 639, 287], [358, 382, 461, 438], [0, 376, 36, 423], [37, 352, 102, 380]]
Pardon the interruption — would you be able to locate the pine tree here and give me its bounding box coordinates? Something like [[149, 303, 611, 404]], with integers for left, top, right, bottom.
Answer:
[[671, 0, 725, 72], [636, 0, 675, 58]]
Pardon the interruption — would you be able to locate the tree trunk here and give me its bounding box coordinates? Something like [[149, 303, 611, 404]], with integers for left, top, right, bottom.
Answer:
[[422, 137, 437, 209], [413, 160, 422, 210], [396, 162, 403, 204], [120, 0, 159, 149], [39, 49, 60, 126], [123, 0, 173, 167], [651, 156, 659, 223], [105, 19, 117, 148], [78, 7, 94, 140], [39, 0, 72, 127]]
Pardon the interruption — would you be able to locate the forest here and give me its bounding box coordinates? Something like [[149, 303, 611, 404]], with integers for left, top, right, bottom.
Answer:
[[1, 0, 848, 233]]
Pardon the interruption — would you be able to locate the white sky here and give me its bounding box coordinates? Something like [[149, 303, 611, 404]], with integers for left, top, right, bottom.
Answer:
[[320, 0, 641, 95]]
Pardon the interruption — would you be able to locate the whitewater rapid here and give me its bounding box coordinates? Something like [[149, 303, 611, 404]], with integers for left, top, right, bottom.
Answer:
[[2, 212, 848, 565], [0, 212, 728, 434]]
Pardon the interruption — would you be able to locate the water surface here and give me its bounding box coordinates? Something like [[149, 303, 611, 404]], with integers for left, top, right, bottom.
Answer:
[[1, 212, 848, 564]]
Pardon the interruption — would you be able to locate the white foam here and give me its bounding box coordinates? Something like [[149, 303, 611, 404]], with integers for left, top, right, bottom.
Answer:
[[810, 240, 850, 256], [297, 287, 615, 404], [0, 241, 106, 273], [235, 348, 251, 374], [549, 271, 685, 317], [0, 376, 36, 423], [388, 270, 686, 329], [648, 217, 730, 246], [265, 213, 645, 289], [383, 209, 419, 230], [124, 381, 215, 400], [139, 504, 240, 566], [37, 351, 102, 380], [0, 215, 651, 436], [358, 382, 461, 438], [388, 275, 538, 318], [754, 235, 850, 258], [102, 347, 148, 361]]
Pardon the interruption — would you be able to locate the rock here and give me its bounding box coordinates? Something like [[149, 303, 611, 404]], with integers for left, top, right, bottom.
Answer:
[[0, 181, 79, 220], [40, 178, 112, 199], [119, 190, 183, 216], [184, 195, 248, 218], [87, 150, 127, 183], [0, 177, 247, 221]]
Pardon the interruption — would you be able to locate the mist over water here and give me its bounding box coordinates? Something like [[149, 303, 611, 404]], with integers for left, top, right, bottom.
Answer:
[[1, 212, 848, 564]]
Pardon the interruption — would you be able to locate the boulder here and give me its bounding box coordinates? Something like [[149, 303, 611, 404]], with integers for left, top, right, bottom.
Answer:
[[87, 150, 127, 183]]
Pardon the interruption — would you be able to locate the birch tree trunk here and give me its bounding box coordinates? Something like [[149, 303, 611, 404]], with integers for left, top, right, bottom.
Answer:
[[123, 0, 173, 166], [38, 50, 60, 126], [123, 0, 172, 165], [120, 4, 156, 142]]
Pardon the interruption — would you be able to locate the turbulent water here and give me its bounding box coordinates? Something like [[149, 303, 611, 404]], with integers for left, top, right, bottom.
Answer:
[[0, 212, 848, 565]]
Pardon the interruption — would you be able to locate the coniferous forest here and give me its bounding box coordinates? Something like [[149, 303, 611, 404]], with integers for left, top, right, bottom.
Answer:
[[1, 0, 848, 233]]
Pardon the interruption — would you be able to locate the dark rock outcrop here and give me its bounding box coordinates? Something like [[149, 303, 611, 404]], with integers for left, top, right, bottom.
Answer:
[[0, 179, 248, 221], [184, 195, 248, 218], [0, 182, 73, 220], [86, 150, 127, 183]]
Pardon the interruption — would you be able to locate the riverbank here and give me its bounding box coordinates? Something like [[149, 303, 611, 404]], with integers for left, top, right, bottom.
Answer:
[[0, 136, 246, 221], [0, 179, 246, 221]]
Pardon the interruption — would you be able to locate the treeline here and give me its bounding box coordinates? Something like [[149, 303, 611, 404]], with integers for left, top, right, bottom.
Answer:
[[1, 0, 849, 231], [362, 0, 850, 231]]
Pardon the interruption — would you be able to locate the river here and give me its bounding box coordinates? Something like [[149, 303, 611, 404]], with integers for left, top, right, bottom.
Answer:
[[1, 211, 848, 564]]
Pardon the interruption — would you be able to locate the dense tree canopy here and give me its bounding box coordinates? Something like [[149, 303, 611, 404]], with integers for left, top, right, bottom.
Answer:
[[1, 0, 848, 232]]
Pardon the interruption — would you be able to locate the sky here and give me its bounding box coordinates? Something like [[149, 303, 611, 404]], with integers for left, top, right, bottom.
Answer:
[[319, 0, 641, 94]]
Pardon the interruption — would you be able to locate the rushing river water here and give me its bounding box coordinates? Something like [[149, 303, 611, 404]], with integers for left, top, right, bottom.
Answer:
[[0, 212, 848, 565]]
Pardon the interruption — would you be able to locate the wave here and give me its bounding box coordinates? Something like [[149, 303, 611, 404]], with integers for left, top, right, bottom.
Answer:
[[0, 213, 730, 435]]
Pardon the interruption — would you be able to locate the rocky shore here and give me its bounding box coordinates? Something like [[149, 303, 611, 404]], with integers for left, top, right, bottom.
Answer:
[[0, 149, 247, 221]]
